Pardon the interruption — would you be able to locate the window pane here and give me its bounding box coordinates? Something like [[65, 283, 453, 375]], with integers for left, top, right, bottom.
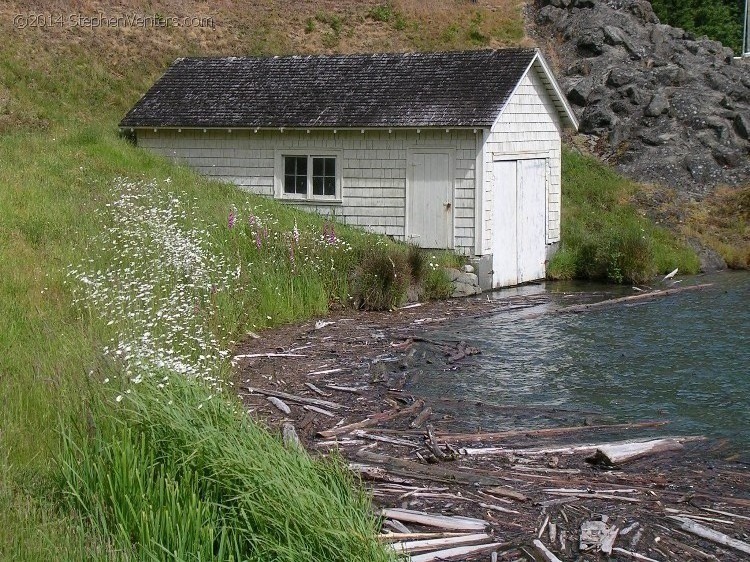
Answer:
[[324, 157, 335, 176], [296, 156, 307, 175], [284, 175, 295, 193], [284, 156, 308, 195], [324, 176, 335, 196], [313, 176, 324, 196], [296, 175, 307, 194], [284, 156, 295, 175], [313, 157, 324, 176]]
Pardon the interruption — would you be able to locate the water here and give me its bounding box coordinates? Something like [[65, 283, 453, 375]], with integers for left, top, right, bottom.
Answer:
[[409, 272, 750, 452]]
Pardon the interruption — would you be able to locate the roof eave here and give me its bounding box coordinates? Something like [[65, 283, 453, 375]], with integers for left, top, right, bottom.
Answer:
[[119, 125, 492, 131], [492, 49, 579, 132], [531, 51, 579, 131]]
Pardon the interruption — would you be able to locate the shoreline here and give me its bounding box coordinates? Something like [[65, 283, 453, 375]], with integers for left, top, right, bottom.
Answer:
[[233, 286, 749, 561]]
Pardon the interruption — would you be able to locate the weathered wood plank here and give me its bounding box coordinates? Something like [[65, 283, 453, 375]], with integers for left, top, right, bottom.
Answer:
[[244, 386, 344, 410], [587, 438, 684, 466], [436, 420, 669, 443], [408, 542, 504, 562], [556, 283, 713, 315], [356, 450, 523, 488], [533, 539, 563, 562], [381, 508, 487, 531], [389, 532, 491, 554], [317, 400, 424, 438], [668, 516, 750, 555]]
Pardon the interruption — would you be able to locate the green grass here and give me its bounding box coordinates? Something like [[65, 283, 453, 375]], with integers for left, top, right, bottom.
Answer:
[[548, 149, 700, 284], [59, 377, 390, 562], [0, 115, 401, 559], [682, 185, 750, 270]]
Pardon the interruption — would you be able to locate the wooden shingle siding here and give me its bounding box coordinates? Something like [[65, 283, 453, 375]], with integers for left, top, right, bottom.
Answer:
[[482, 64, 564, 254], [139, 128, 479, 253]]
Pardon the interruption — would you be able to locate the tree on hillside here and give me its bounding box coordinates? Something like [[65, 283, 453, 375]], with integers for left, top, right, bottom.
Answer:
[[650, 0, 743, 53]]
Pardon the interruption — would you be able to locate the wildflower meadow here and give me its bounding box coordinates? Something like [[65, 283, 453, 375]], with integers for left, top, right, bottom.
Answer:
[[59, 176, 404, 561]]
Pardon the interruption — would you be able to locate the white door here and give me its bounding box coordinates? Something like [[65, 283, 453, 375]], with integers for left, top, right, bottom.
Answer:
[[492, 160, 518, 287], [492, 158, 547, 287], [407, 151, 453, 248], [517, 159, 547, 283]]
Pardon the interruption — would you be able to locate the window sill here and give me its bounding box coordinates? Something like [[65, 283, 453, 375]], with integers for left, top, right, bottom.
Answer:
[[280, 197, 342, 206]]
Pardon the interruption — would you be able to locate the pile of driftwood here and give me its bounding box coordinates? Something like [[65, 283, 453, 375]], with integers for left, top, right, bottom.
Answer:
[[235, 285, 748, 561]]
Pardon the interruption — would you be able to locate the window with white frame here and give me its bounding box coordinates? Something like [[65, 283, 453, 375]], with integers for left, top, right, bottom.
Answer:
[[281, 154, 338, 199]]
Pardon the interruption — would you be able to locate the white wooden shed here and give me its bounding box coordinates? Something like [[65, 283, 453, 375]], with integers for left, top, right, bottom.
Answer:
[[120, 49, 578, 289]]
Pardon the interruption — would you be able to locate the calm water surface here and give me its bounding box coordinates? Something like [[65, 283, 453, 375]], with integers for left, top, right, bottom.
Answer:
[[410, 272, 750, 451]]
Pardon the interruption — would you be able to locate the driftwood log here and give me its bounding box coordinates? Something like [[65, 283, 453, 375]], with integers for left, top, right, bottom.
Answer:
[[409, 542, 505, 562], [317, 399, 425, 438], [381, 508, 487, 531], [669, 516, 750, 556], [586, 438, 685, 466], [389, 532, 491, 554]]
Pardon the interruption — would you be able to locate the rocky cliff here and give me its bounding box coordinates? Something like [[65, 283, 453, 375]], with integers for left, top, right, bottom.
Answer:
[[531, 0, 750, 197]]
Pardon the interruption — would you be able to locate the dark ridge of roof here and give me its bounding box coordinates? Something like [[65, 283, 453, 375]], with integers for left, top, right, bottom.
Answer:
[[120, 49, 538, 129]]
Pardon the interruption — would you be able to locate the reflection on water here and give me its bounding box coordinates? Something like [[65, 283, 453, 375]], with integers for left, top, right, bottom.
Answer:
[[409, 272, 750, 451]]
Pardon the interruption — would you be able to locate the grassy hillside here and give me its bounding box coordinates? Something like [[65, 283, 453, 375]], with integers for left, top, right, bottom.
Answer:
[[549, 149, 701, 284], [0, 1, 528, 559], [0, 1, 701, 559]]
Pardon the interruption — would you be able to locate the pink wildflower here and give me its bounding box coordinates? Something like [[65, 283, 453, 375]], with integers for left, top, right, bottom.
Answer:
[[255, 231, 262, 250], [292, 220, 300, 244], [324, 221, 337, 245], [228, 206, 237, 229]]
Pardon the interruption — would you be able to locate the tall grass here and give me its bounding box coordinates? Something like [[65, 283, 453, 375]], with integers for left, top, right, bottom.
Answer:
[[683, 185, 750, 269], [59, 377, 392, 562], [54, 170, 402, 559], [548, 150, 700, 284]]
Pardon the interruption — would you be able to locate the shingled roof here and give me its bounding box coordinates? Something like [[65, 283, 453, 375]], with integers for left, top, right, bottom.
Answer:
[[120, 49, 561, 129]]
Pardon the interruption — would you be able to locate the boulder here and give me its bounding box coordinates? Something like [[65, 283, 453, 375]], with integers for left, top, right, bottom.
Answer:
[[606, 67, 636, 88], [455, 272, 479, 286], [446, 268, 482, 298], [602, 25, 640, 56], [567, 77, 594, 106], [611, 99, 634, 116], [644, 93, 670, 117], [711, 145, 743, 168], [581, 106, 617, 132], [685, 154, 721, 183], [445, 268, 462, 282], [639, 129, 676, 146], [624, 0, 659, 23], [529, 0, 750, 194], [686, 238, 727, 272], [701, 116, 730, 140], [603, 25, 628, 46], [734, 113, 750, 140], [625, 85, 646, 106], [451, 282, 482, 298], [537, 5, 568, 27], [576, 30, 605, 57]]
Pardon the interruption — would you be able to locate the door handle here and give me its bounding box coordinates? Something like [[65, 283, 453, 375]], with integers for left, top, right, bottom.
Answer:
[[444, 202, 452, 210]]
